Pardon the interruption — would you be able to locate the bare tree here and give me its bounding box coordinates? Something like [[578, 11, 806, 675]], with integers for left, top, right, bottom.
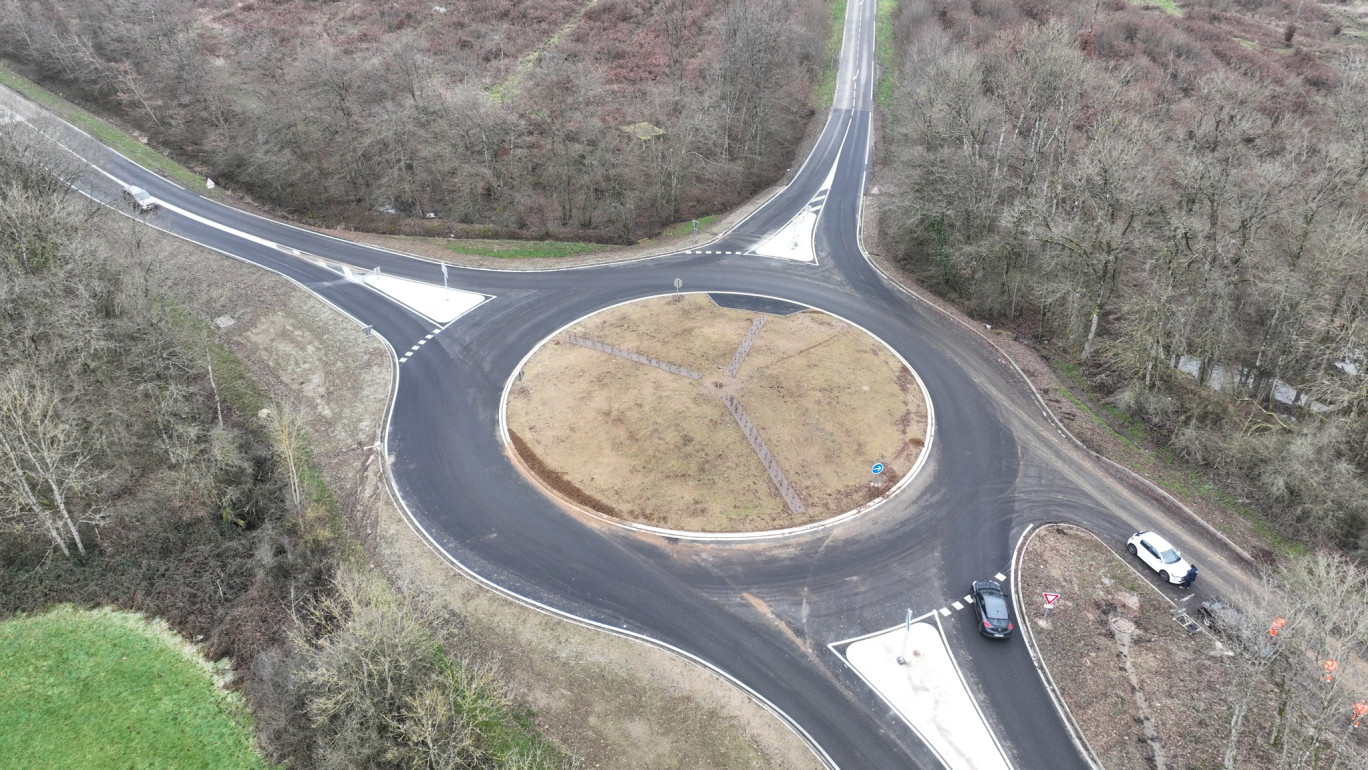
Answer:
[[1218, 552, 1368, 769], [0, 369, 107, 556]]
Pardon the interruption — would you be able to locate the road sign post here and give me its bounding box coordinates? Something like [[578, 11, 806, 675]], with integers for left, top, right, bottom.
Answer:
[[896, 608, 912, 665], [673, 277, 682, 296], [1042, 592, 1060, 622], [442, 263, 449, 302]]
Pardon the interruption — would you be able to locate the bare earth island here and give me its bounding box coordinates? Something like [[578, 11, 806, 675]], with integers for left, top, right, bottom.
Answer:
[[505, 294, 929, 533]]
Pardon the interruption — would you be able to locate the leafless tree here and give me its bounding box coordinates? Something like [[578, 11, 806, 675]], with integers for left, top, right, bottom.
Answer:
[[0, 369, 107, 557]]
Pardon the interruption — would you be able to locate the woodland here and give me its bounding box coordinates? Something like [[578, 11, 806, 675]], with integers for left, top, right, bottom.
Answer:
[[0, 0, 829, 242], [0, 126, 569, 768], [880, 0, 1368, 557]]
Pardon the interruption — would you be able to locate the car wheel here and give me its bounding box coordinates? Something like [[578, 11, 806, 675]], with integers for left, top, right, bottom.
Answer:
[[1159, 570, 1170, 583], [1127, 543, 1138, 556]]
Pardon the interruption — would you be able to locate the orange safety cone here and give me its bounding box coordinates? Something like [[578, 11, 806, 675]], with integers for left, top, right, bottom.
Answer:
[[1323, 659, 1338, 682]]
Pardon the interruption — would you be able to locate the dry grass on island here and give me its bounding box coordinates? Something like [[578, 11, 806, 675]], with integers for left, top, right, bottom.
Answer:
[[505, 294, 928, 532]]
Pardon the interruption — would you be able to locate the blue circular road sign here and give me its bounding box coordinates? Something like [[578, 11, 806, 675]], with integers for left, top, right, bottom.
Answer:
[[872, 463, 884, 475]]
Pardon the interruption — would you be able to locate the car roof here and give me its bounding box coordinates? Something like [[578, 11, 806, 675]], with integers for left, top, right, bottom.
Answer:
[[1137, 530, 1175, 550]]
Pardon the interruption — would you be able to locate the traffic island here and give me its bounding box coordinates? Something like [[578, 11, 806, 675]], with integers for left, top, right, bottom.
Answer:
[[1016, 524, 1291, 769], [504, 293, 929, 534]]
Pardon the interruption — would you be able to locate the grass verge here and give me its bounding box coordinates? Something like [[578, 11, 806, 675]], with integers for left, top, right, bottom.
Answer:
[[813, 0, 848, 110], [0, 60, 210, 192], [661, 214, 718, 239], [446, 238, 611, 259], [875, 0, 898, 111], [0, 606, 271, 769]]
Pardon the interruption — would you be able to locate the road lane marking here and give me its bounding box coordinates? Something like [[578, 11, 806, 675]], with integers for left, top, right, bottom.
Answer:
[[832, 618, 1014, 770]]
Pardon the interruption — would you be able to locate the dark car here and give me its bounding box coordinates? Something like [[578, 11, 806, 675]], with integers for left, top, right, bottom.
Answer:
[[1197, 597, 1240, 631], [972, 580, 1014, 639]]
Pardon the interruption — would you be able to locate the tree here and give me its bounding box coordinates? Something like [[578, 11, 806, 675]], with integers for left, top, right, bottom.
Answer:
[[0, 369, 106, 557], [1218, 552, 1368, 769]]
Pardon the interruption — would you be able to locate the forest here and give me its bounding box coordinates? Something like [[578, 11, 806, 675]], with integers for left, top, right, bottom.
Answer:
[[879, 0, 1368, 557], [0, 0, 829, 242], [0, 124, 570, 768]]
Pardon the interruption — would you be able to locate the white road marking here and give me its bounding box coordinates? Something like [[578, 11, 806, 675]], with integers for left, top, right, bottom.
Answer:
[[951, 601, 964, 611], [994, 572, 1007, 581], [340, 267, 486, 325], [964, 595, 974, 603], [836, 620, 1013, 770], [939, 607, 951, 617]]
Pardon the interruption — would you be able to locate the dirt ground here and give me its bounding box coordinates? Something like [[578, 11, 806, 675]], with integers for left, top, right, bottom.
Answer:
[[1019, 525, 1284, 769], [154, 244, 822, 770], [506, 294, 927, 532]]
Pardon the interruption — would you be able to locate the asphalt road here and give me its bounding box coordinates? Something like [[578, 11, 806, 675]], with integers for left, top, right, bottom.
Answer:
[[4, 0, 1257, 765]]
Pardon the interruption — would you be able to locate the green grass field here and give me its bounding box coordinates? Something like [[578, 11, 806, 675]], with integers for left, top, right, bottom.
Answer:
[[0, 606, 271, 770], [445, 238, 610, 259]]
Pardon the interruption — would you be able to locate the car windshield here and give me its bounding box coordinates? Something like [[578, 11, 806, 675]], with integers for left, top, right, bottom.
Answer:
[[1161, 548, 1181, 564]]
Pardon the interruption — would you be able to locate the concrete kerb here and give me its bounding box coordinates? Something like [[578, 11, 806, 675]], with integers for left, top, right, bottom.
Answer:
[[496, 290, 937, 543], [1011, 524, 1106, 770]]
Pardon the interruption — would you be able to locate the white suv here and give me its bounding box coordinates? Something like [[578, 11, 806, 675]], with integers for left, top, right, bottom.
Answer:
[[1127, 530, 1197, 587], [124, 185, 159, 212]]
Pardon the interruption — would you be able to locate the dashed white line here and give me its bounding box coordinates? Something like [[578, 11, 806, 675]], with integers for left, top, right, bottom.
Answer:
[[963, 595, 974, 604], [994, 572, 1007, 581], [951, 601, 964, 611], [939, 607, 951, 617]]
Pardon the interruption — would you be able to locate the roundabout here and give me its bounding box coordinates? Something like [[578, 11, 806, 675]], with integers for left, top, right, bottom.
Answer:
[[503, 293, 930, 535], [15, 0, 1257, 764]]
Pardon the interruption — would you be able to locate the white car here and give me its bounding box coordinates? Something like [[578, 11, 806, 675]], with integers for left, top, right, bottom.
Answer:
[[1127, 530, 1197, 586], [123, 185, 159, 212]]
